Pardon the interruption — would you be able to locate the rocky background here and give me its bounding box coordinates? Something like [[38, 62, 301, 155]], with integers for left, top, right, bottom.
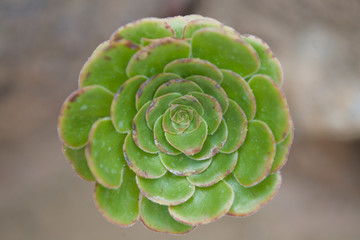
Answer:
[[1, 0, 359, 239]]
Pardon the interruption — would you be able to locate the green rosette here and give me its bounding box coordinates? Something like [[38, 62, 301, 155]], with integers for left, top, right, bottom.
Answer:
[[58, 15, 293, 234]]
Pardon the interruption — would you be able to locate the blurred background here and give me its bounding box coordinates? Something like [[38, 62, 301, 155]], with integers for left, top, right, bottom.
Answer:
[[1, 0, 359, 239]]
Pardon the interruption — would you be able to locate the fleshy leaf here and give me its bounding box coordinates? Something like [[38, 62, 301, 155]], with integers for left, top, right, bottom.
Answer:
[[146, 93, 182, 129], [170, 95, 204, 116], [187, 75, 228, 112], [169, 181, 234, 225], [86, 118, 126, 188], [136, 73, 181, 110], [221, 70, 255, 120], [140, 196, 195, 234], [249, 74, 290, 143], [187, 152, 237, 187], [192, 27, 259, 77], [165, 15, 203, 39], [62, 145, 95, 181], [95, 165, 140, 226], [163, 107, 201, 134], [243, 34, 283, 85], [154, 116, 181, 155], [164, 58, 223, 83], [132, 101, 158, 153], [183, 17, 222, 38], [160, 152, 212, 176], [59, 86, 114, 148], [220, 99, 247, 153], [189, 120, 228, 160], [123, 133, 166, 179], [111, 75, 147, 133], [189, 92, 222, 134], [79, 40, 140, 93], [154, 79, 203, 98], [271, 121, 294, 173], [136, 172, 195, 206], [127, 38, 190, 77], [225, 172, 281, 217], [233, 120, 275, 187], [110, 18, 174, 45], [165, 119, 208, 155]]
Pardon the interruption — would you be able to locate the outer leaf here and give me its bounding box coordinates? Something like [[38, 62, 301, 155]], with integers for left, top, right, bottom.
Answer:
[[111, 75, 147, 133], [123, 133, 166, 179], [188, 152, 237, 187], [62, 145, 95, 181], [225, 172, 281, 217], [110, 18, 174, 45], [233, 120, 275, 187], [271, 121, 294, 173], [79, 40, 140, 93], [140, 197, 195, 234], [159, 153, 212, 176], [59, 85, 114, 148], [86, 118, 126, 188], [166, 15, 203, 39], [132, 101, 158, 153], [220, 99, 247, 153], [169, 180, 234, 225], [165, 119, 208, 155], [136, 172, 195, 206], [243, 34, 283, 85], [183, 17, 222, 38], [136, 73, 181, 110], [249, 74, 290, 143], [164, 58, 223, 83], [192, 27, 259, 77], [127, 38, 190, 77], [95, 165, 140, 226], [221, 70, 255, 120]]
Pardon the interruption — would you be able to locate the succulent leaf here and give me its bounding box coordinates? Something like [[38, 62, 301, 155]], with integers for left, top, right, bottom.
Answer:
[[225, 172, 281, 217], [159, 153, 212, 176], [271, 121, 294, 173], [249, 74, 290, 143], [86, 118, 126, 188], [233, 120, 275, 187], [123, 133, 166, 179], [95, 165, 140, 226], [59, 15, 293, 234], [59, 85, 114, 148], [62, 145, 95, 181], [136, 172, 195, 206], [220, 99, 247, 153], [169, 180, 234, 225], [79, 40, 140, 93], [243, 35, 283, 85], [187, 152, 238, 187], [164, 58, 223, 83], [111, 75, 147, 133], [136, 73, 181, 110], [127, 38, 190, 77], [192, 28, 260, 77], [140, 196, 195, 234]]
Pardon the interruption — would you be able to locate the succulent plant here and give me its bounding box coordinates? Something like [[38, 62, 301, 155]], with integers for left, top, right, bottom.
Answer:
[[58, 15, 293, 234]]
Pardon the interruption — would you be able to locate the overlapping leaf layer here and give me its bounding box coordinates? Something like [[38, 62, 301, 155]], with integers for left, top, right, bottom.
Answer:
[[58, 15, 293, 234]]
